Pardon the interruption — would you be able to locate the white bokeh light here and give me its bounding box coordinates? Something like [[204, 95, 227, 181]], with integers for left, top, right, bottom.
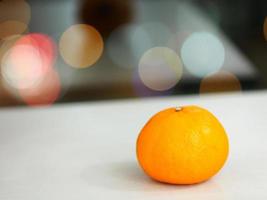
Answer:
[[1, 44, 44, 90], [138, 47, 183, 91], [181, 32, 225, 77]]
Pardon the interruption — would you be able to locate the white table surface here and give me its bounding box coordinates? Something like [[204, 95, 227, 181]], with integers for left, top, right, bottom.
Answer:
[[0, 91, 267, 200]]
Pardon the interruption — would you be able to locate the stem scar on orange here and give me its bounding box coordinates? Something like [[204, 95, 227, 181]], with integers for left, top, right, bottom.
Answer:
[[136, 105, 229, 185]]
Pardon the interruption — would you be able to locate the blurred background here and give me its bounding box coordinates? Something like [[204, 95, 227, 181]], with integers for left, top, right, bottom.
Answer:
[[0, 0, 266, 107]]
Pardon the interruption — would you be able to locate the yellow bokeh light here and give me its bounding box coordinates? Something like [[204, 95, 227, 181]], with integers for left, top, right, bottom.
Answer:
[[59, 24, 104, 69], [200, 71, 242, 94], [0, 20, 28, 39], [264, 17, 267, 41], [0, 0, 31, 25], [138, 47, 183, 91]]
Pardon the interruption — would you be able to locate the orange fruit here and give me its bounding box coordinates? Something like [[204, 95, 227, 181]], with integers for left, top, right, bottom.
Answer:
[[136, 105, 229, 185]]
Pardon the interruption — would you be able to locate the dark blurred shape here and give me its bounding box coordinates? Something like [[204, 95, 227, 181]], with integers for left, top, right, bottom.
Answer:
[[210, 0, 267, 41], [79, 0, 133, 37], [0, 77, 20, 106], [264, 17, 267, 41]]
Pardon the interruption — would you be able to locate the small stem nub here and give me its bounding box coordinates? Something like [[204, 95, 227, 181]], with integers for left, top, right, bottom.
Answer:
[[175, 106, 182, 112]]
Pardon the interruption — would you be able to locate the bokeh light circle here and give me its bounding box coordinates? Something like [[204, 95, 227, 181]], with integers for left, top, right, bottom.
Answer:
[[0, 0, 31, 25], [1, 33, 57, 90], [1, 44, 44, 90], [138, 47, 183, 91], [1, 33, 58, 105], [0, 20, 28, 39], [200, 71, 242, 94], [16, 33, 57, 72], [181, 32, 225, 77], [59, 24, 104, 69]]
